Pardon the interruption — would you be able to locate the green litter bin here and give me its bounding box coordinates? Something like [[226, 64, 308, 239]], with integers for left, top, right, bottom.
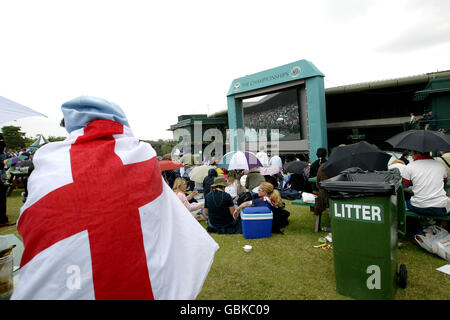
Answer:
[[320, 168, 407, 300]]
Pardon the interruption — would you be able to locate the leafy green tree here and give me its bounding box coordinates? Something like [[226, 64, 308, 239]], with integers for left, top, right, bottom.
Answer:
[[160, 140, 177, 156], [1, 125, 26, 150], [24, 137, 35, 147], [142, 139, 177, 156]]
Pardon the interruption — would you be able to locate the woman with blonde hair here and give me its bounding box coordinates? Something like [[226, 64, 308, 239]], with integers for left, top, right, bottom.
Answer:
[[233, 182, 289, 233], [225, 170, 241, 201], [172, 177, 204, 219]]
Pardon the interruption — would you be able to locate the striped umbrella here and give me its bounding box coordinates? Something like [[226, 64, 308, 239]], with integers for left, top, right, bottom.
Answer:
[[217, 151, 262, 170]]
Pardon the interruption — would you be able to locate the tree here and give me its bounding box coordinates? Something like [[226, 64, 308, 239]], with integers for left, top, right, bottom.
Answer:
[[142, 139, 177, 156], [1, 125, 26, 150], [24, 137, 34, 147]]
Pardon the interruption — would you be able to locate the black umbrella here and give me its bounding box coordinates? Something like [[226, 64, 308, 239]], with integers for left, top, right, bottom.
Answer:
[[321, 141, 391, 178], [385, 129, 450, 153], [283, 160, 308, 175]]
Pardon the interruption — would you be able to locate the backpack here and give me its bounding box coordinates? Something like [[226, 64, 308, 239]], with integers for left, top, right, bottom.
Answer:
[[237, 192, 253, 206]]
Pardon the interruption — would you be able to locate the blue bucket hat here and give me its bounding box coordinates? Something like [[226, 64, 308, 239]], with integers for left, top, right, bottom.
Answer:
[[61, 96, 130, 133]]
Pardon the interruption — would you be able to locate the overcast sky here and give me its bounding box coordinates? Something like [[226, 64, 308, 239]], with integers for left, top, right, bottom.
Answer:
[[1, 0, 450, 141]]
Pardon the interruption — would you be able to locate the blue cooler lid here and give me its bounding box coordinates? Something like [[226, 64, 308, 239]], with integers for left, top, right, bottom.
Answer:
[[242, 206, 272, 214]]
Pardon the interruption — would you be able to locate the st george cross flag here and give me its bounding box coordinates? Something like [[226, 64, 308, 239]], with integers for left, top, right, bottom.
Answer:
[[11, 96, 219, 300]]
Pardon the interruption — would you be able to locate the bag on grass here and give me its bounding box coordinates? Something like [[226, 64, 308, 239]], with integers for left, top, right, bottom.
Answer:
[[415, 226, 450, 261], [301, 192, 316, 204]]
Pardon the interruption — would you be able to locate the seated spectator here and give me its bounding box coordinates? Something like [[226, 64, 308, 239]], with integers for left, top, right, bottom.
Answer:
[[435, 151, 450, 175], [234, 182, 290, 233], [287, 173, 308, 192], [402, 150, 449, 220], [399, 150, 410, 165], [205, 177, 241, 234], [172, 177, 204, 219], [256, 146, 269, 166], [435, 151, 450, 197], [240, 174, 247, 189], [279, 170, 290, 190], [269, 155, 283, 169], [225, 170, 241, 201], [202, 168, 218, 198], [15, 156, 35, 203], [264, 175, 278, 189], [162, 169, 178, 189], [0, 133, 5, 162], [388, 159, 406, 177], [309, 147, 327, 178], [0, 179, 15, 227], [245, 167, 265, 193]]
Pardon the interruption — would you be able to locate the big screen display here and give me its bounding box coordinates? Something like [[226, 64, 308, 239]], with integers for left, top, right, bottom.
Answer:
[[243, 88, 301, 141]]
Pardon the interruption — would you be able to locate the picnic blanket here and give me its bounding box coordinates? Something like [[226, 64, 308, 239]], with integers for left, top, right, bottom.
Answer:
[[12, 96, 219, 300]]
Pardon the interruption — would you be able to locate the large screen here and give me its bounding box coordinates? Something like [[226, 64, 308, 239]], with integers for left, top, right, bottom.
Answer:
[[243, 88, 301, 141]]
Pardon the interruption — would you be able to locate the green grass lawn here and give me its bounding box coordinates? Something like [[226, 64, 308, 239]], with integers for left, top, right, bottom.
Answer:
[[2, 190, 449, 300]]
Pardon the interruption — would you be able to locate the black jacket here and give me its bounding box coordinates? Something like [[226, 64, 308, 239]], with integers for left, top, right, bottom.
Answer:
[[202, 169, 218, 197]]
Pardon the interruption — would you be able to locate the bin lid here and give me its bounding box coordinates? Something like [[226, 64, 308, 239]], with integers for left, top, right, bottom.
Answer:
[[320, 168, 402, 198]]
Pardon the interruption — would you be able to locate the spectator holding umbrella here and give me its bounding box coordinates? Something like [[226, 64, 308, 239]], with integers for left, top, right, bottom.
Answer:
[[283, 159, 310, 192], [402, 150, 448, 218], [386, 129, 450, 230]]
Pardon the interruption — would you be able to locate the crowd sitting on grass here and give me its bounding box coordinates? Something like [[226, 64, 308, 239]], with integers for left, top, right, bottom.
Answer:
[[0, 134, 36, 227]]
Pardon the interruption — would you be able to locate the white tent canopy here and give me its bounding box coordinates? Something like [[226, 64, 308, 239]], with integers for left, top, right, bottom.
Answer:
[[0, 96, 47, 125], [30, 134, 49, 148]]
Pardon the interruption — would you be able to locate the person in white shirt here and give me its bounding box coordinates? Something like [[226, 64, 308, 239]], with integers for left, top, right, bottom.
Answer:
[[402, 150, 449, 217], [388, 159, 407, 177], [224, 170, 241, 201], [269, 155, 283, 169], [435, 151, 450, 197], [256, 146, 269, 167]]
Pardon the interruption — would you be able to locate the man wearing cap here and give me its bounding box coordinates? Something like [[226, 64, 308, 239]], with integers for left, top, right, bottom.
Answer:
[[12, 96, 219, 300], [204, 177, 241, 234]]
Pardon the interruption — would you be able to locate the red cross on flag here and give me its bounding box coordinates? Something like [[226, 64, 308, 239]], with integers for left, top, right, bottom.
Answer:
[[11, 119, 219, 300]]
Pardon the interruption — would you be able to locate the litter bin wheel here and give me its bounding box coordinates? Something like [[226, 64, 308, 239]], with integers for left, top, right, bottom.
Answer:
[[397, 264, 407, 289]]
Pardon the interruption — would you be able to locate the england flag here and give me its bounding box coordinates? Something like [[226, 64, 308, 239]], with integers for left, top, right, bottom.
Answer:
[[11, 96, 219, 300]]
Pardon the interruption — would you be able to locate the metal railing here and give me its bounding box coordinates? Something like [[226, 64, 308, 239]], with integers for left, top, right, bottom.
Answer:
[[403, 118, 450, 133]]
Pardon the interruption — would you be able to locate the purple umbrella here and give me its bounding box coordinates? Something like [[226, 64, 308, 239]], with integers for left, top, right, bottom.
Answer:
[[221, 151, 262, 170]]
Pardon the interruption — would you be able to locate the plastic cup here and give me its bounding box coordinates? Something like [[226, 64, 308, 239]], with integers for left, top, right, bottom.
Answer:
[[0, 253, 14, 300]]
